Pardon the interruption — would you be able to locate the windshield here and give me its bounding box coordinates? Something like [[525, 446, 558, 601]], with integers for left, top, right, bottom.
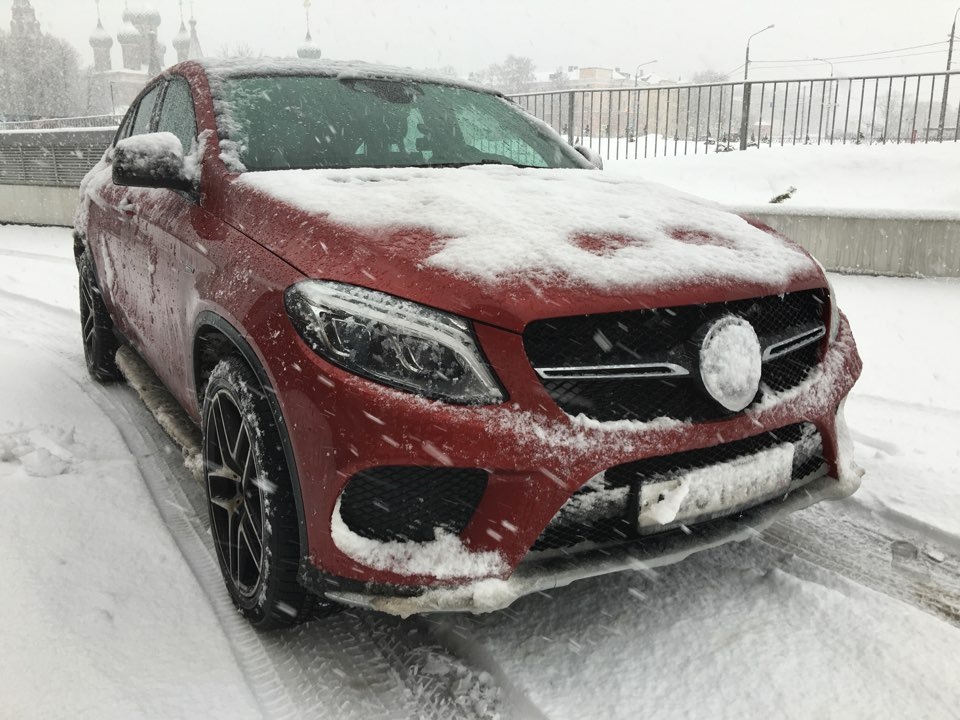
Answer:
[[220, 75, 586, 171]]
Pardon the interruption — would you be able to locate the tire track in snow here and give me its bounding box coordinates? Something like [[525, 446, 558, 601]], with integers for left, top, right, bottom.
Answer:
[[852, 392, 960, 420], [0, 246, 75, 264], [0, 286, 78, 320], [759, 503, 960, 628]]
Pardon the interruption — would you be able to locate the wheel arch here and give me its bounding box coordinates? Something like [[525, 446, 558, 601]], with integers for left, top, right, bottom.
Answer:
[[192, 311, 309, 556]]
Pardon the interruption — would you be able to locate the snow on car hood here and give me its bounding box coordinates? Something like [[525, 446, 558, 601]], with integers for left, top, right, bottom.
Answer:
[[239, 165, 813, 286], [231, 166, 823, 330]]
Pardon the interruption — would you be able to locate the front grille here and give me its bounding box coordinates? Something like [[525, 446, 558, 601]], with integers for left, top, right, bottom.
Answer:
[[532, 423, 824, 552], [339, 466, 487, 542], [524, 289, 826, 422]]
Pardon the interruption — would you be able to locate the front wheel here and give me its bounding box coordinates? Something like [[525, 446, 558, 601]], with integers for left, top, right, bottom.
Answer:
[[77, 251, 121, 382], [203, 356, 333, 629]]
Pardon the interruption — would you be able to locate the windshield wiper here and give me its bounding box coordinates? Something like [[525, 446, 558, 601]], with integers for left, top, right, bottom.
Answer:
[[426, 159, 537, 169]]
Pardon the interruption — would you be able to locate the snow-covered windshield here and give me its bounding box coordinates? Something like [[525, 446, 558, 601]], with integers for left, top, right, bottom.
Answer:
[[220, 75, 585, 171]]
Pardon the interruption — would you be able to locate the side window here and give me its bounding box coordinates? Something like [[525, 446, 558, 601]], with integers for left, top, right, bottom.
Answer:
[[130, 84, 160, 136], [115, 109, 135, 144], [157, 77, 197, 153]]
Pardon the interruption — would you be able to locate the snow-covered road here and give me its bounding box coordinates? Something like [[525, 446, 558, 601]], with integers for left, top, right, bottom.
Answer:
[[1, 225, 958, 719]]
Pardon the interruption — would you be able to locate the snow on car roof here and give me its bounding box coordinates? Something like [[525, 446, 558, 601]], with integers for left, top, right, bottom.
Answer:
[[240, 166, 816, 291], [197, 57, 497, 95]]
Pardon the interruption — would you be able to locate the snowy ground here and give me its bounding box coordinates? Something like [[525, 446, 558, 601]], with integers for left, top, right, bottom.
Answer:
[[606, 141, 960, 213], [1, 224, 959, 719]]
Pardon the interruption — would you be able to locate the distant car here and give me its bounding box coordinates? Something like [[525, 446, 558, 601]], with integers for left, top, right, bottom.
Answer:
[[76, 59, 862, 627]]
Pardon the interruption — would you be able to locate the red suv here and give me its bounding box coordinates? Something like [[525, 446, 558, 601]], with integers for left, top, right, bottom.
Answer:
[[76, 59, 862, 627]]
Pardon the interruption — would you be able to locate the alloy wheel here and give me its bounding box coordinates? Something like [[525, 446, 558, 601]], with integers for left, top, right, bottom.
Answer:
[[205, 388, 267, 599]]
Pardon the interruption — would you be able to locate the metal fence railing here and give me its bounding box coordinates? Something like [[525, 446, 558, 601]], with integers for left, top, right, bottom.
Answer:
[[0, 114, 124, 131], [509, 70, 960, 160]]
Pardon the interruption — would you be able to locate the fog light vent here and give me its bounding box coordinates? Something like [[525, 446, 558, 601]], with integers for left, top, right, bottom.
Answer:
[[339, 466, 488, 542]]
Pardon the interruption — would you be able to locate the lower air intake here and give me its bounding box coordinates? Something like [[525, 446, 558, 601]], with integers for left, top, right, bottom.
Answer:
[[339, 466, 488, 543]]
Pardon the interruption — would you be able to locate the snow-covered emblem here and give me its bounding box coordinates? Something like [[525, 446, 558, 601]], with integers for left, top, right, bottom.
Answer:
[[698, 315, 762, 412]]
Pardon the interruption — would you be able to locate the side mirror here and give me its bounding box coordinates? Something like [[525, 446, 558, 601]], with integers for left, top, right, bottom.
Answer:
[[112, 132, 195, 192], [574, 145, 603, 170]]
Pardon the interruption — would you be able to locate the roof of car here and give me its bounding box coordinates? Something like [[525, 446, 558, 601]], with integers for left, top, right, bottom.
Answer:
[[189, 58, 502, 97]]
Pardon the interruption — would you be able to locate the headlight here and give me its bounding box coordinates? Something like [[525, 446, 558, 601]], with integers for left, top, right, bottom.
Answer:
[[284, 280, 506, 404]]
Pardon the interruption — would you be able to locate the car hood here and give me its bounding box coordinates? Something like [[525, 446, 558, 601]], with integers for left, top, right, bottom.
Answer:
[[225, 166, 824, 333]]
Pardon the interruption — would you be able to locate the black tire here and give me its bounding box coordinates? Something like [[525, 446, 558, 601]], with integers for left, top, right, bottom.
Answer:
[[203, 356, 334, 629], [77, 251, 122, 383]]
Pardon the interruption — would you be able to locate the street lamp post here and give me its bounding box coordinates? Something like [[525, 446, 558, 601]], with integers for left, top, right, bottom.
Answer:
[[937, 8, 960, 142], [744, 24, 775, 81], [633, 58, 658, 86], [813, 58, 835, 143], [740, 24, 774, 149], [626, 59, 657, 147], [813, 57, 834, 77]]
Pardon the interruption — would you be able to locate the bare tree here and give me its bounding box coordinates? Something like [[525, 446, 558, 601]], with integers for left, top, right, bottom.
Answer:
[[469, 55, 536, 94], [216, 41, 261, 58]]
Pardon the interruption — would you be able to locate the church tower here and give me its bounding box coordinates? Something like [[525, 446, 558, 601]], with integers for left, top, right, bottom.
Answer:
[[10, 0, 41, 37], [89, 2, 113, 73], [297, 0, 322, 59], [173, 2, 203, 63], [172, 2, 191, 64]]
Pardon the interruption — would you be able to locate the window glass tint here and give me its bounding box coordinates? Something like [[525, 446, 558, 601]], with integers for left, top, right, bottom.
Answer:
[[131, 85, 160, 136], [157, 78, 197, 153], [221, 76, 584, 171]]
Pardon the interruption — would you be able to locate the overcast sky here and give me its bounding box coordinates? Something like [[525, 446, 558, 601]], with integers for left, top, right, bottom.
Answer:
[[6, 0, 960, 82]]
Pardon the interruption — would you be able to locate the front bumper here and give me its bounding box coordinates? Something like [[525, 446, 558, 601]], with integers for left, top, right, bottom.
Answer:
[[270, 310, 861, 597], [318, 468, 858, 617]]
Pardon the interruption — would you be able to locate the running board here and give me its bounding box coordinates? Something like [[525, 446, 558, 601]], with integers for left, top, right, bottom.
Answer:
[[115, 345, 204, 483]]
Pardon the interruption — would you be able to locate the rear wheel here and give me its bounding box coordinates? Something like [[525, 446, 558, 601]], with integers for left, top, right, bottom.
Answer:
[[203, 356, 335, 629], [77, 251, 121, 382]]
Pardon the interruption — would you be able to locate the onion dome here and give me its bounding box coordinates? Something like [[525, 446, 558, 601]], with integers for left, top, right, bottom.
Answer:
[[117, 21, 141, 43], [173, 20, 190, 57], [123, 3, 161, 29], [89, 20, 113, 49], [297, 30, 322, 59]]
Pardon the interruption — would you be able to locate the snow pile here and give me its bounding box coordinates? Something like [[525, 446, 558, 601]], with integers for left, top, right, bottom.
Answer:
[[240, 165, 814, 290], [0, 426, 74, 477], [330, 499, 506, 579]]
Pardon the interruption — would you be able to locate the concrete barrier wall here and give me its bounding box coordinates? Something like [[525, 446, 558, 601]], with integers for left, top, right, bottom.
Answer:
[[0, 184, 79, 227], [734, 205, 960, 278]]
